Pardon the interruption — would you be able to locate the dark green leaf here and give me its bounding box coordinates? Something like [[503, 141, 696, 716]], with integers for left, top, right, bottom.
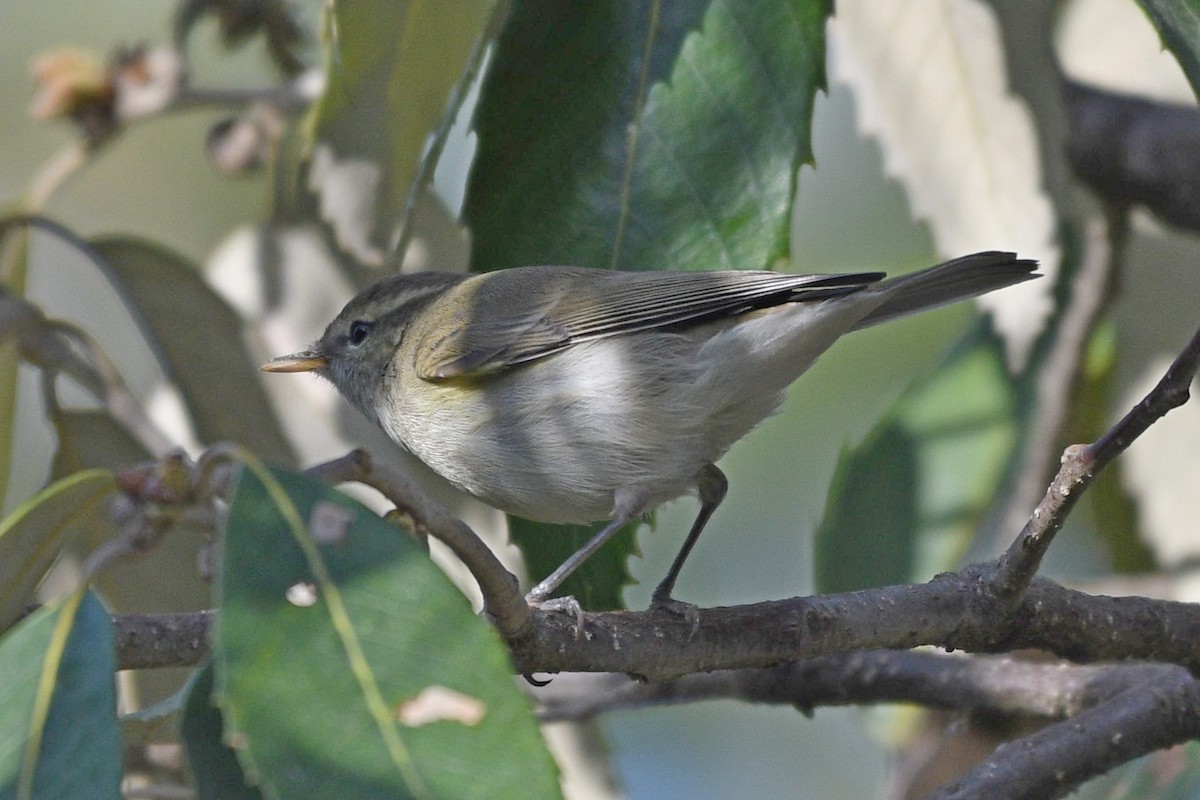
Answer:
[[89, 236, 296, 464], [215, 466, 561, 800], [466, 0, 832, 272], [815, 334, 1018, 592], [1137, 0, 1200, 98], [510, 517, 640, 612], [304, 0, 498, 265], [468, 0, 831, 608], [0, 592, 120, 800], [814, 425, 917, 594], [182, 662, 264, 800]]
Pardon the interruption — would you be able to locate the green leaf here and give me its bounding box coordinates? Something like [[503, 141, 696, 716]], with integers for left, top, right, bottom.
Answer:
[[182, 662, 264, 800], [0, 591, 120, 800], [815, 333, 1019, 593], [1137, 0, 1200, 99], [468, 0, 831, 608], [0, 470, 115, 634], [88, 236, 296, 464], [814, 425, 918, 594], [465, 0, 832, 272], [215, 465, 561, 800], [303, 0, 498, 266], [509, 517, 640, 612]]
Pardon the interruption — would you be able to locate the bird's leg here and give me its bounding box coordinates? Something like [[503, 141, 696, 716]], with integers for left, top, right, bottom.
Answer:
[[651, 464, 728, 609], [525, 517, 632, 606]]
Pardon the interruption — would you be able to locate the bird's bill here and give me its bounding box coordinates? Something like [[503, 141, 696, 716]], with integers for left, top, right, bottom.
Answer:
[[260, 350, 329, 373]]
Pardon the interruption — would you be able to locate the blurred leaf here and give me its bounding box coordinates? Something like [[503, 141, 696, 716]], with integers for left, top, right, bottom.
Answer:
[[467, 0, 830, 272], [815, 333, 1018, 592], [89, 236, 296, 464], [830, 0, 1058, 368], [509, 517, 639, 612], [468, 0, 831, 608], [303, 0, 498, 266], [51, 409, 151, 479], [814, 425, 917, 594], [0, 470, 114, 634], [0, 591, 119, 800], [1137, 0, 1200, 98], [215, 465, 561, 799], [182, 662, 264, 800], [1113, 355, 1200, 567], [0, 221, 34, 510]]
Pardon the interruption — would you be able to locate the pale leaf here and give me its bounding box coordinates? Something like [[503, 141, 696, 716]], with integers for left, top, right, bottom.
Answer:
[[830, 0, 1060, 369], [1119, 359, 1200, 565], [1057, 0, 1195, 104]]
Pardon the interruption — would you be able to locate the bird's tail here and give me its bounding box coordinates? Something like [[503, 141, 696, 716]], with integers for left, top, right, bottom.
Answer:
[[853, 251, 1040, 331]]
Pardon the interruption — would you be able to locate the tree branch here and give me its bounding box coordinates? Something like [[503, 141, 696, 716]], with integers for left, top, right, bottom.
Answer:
[[534, 651, 1161, 722], [933, 665, 1200, 800], [305, 449, 532, 638]]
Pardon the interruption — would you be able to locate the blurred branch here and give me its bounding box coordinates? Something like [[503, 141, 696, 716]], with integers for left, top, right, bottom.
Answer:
[[535, 651, 1161, 722], [114, 610, 214, 670], [933, 664, 1200, 800], [995, 213, 1121, 543], [1065, 80, 1200, 232], [0, 284, 175, 456]]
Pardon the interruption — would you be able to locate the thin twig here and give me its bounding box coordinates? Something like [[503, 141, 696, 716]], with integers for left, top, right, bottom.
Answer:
[[994, 319, 1200, 597]]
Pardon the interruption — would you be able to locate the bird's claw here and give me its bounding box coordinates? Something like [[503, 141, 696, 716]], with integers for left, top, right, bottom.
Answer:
[[650, 595, 701, 635], [526, 591, 586, 636]]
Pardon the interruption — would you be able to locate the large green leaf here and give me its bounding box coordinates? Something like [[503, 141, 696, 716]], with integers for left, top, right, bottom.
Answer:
[[88, 236, 296, 464], [466, 0, 831, 272], [0, 470, 115, 634], [303, 0, 498, 266], [466, 0, 832, 607], [0, 591, 119, 800], [215, 465, 561, 800], [815, 333, 1019, 593], [1137, 0, 1200, 98]]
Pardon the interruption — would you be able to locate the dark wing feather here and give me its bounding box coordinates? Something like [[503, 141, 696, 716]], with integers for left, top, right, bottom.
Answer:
[[417, 267, 884, 380]]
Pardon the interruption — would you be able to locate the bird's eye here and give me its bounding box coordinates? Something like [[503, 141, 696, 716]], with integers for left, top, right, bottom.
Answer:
[[348, 320, 372, 346]]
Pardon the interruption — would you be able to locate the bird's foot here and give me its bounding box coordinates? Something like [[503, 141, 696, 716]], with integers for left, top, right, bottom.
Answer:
[[526, 590, 585, 635], [649, 593, 701, 635]]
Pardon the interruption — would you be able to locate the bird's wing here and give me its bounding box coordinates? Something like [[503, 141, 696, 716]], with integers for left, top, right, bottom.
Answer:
[[415, 267, 884, 380]]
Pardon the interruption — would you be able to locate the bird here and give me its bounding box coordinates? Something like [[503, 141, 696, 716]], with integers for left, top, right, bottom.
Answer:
[[263, 251, 1038, 610]]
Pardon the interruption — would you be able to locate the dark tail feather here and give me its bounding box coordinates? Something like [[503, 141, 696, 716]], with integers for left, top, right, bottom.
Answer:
[[852, 251, 1040, 331]]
